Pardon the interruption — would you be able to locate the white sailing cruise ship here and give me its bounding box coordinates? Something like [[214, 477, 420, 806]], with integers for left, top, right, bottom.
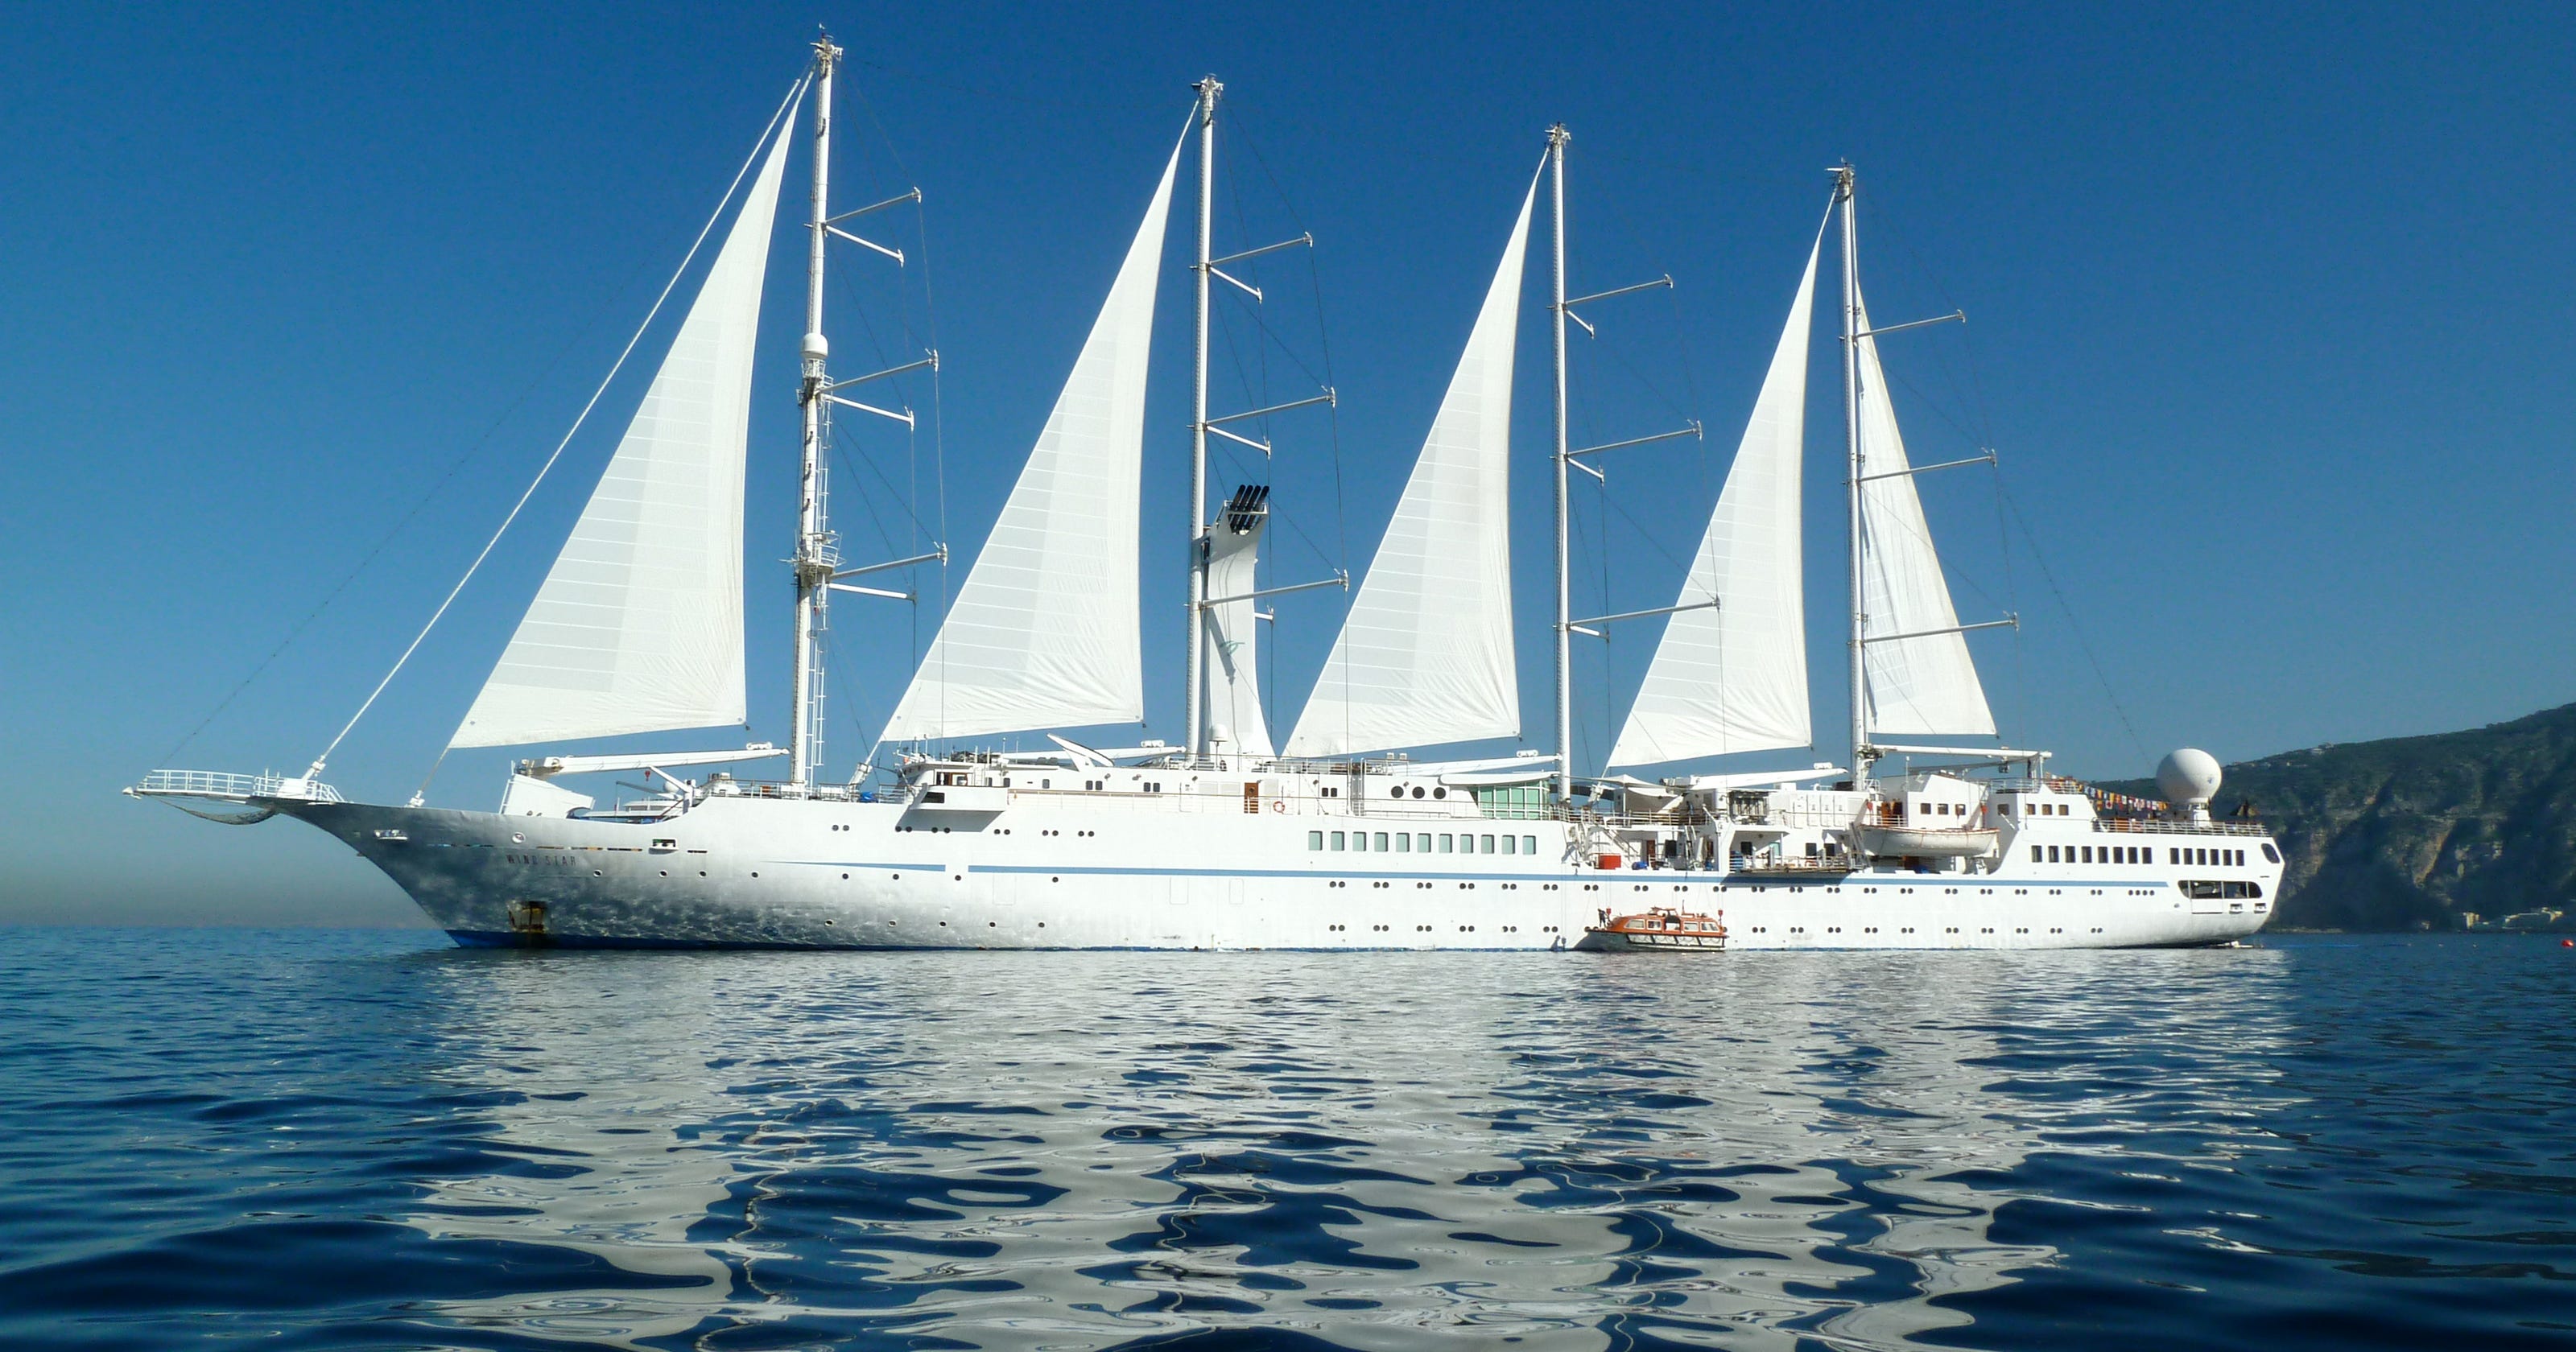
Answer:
[[134, 41, 2280, 950]]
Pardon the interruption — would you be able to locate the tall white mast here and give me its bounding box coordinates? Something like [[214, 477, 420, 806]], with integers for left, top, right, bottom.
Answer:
[[790, 38, 840, 791], [1835, 164, 1868, 783], [1548, 125, 1573, 802], [1186, 78, 1220, 760]]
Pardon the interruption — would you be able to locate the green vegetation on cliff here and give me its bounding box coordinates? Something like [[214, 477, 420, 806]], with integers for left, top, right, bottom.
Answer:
[[2103, 702, 2576, 931]]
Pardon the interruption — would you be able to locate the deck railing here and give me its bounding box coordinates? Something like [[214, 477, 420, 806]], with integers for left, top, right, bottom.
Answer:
[[133, 769, 345, 803]]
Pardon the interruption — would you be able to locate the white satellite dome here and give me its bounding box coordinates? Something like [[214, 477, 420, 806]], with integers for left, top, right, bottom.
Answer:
[[2157, 748, 2223, 818]]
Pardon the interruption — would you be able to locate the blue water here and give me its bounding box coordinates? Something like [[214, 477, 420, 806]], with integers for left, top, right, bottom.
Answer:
[[2, 930, 2570, 1350]]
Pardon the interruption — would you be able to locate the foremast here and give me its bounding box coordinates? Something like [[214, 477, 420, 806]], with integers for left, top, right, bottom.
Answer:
[[791, 37, 841, 790]]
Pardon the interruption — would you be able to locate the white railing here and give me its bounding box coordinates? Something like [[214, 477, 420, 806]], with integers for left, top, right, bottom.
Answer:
[[133, 769, 345, 804], [2094, 818, 2268, 838]]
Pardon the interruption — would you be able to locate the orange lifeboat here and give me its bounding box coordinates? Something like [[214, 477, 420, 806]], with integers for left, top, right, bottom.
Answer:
[[1583, 905, 1728, 952]]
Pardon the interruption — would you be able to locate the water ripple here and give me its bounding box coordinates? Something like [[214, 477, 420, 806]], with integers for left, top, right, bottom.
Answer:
[[1, 930, 2571, 1348]]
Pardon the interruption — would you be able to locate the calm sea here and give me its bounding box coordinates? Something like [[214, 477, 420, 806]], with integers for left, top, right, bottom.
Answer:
[[0, 928, 2569, 1350]]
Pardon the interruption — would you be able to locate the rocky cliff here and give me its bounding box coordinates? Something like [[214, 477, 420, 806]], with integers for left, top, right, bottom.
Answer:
[[2103, 701, 2576, 930]]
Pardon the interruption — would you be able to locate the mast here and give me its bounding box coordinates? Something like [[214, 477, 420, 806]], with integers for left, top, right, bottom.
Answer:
[[1548, 125, 1573, 802], [1835, 164, 1868, 783], [1186, 77, 1220, 760], [791, 37, 840, 790]]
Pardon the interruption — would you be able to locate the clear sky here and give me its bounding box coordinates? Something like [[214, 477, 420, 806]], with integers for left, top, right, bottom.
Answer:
[[5, 2, 2570, 925]]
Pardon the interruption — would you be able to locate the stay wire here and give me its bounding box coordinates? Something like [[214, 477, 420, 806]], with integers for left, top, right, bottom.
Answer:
[[308, 72, 809, 782], [1998, 475, 2148, 761]]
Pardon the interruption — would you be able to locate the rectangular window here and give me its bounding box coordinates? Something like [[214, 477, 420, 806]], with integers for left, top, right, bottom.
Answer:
[[1354, 832, 1369, 852], [1373, 832, 1389, 851], [1395, 833, 1411, 853], [1308, 831, 1323, 851], [1439, 834, 1454, 853], [1524, 835, 1538, 855], [2169, 847, 2180, 864], [2031, 846, 2043, 863], [1418, 834, 1432, 852], [1502, 835, 1517, 855], [2081, 846, 2093, 864], [1480, 834, 1495, 854], [1331, 831, 1345, 851], [2234, 849, 2244, 867], [2047, 845, 2061, 862]]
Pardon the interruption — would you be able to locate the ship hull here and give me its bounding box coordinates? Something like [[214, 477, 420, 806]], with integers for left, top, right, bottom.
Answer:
[[273, 793, 2277, 952]]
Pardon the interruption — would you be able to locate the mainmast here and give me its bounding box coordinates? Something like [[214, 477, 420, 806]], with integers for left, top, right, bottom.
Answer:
[[790, 37, 840, 790], [1186, 77, 1220, 760], [1835, 165, 1868, 783], [1547, 125, 1573, 802]]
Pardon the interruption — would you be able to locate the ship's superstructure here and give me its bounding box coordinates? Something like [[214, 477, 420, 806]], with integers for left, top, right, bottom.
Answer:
[[133, 43, 2279, 949]]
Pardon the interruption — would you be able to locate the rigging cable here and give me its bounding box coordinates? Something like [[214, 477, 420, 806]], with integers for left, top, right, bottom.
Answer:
[[304, 72, 811, 784]]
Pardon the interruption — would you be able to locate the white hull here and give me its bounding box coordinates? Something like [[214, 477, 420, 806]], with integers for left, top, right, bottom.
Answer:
[[280, 788, 2277, 952]]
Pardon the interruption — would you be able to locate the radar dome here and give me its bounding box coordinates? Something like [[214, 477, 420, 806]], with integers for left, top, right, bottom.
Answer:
[[2157, 748, 2223, 812]]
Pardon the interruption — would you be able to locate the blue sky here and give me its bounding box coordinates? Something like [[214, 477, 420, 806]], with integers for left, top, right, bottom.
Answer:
[[5, 2, 2570, 925]]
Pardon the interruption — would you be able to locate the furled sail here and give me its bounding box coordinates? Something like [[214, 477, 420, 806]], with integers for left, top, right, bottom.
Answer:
[[1854, 286, 1996, 736], [1282, 177, 1534, 757], [1199, 484, 1274, 756], [449, 102, 795, 749], [1608, 223, 1824, 767], [876, 137, 1181, 743]]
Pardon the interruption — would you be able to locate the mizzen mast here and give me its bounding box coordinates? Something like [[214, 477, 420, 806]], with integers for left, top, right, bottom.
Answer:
[[1547, 125, 1574, 802], [1835, 165, 1868, 782]]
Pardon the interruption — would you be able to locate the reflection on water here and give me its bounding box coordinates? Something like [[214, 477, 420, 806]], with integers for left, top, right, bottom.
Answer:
[[7, 931, 2571, 1350], [399, 947, 2302, 1349]]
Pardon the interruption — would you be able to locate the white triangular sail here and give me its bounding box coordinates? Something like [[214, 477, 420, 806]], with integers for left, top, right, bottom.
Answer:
[[877, 138, 1181, 743], [1199, 488, 1274, 756], [1854, 286, 1996, 736], [1608, 224, 1824, 767], [1283, 178, 1534, 757], [450, 105, 795, 749]]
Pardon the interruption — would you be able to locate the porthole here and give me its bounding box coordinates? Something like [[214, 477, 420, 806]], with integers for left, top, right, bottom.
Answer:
[[1390, 786, 1405, 799], [1432, 787, 1447, 799]]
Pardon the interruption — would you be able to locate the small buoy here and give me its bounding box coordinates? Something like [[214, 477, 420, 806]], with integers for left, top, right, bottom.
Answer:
[[2562, 938, 2573, 948]]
